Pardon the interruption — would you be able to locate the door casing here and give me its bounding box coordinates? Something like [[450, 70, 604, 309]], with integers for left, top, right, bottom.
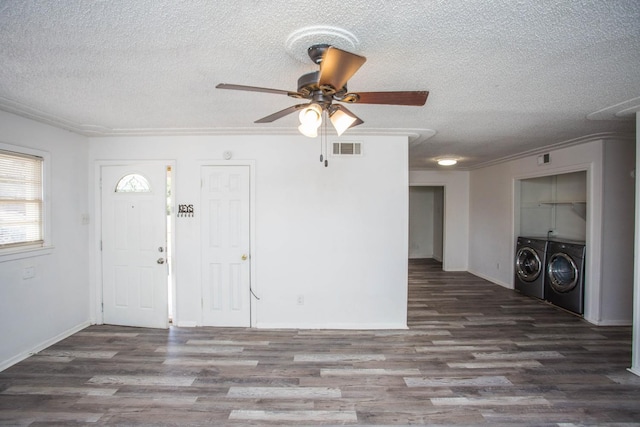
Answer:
[[198, 160, 257, 327], [92, 160, 175, 326], [201, 164, 251, 326]]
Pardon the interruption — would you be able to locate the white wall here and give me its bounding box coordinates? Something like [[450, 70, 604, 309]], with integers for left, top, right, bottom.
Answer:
[[89, 135, 409, 329], [469, 160, 519, 288], [409, 171, 469, 271], [0, 111, 90, 370], [600, 140, 636, 324], [469, 137, 635, 325]]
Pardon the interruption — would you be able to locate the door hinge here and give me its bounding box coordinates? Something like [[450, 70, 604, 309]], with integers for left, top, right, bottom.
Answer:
[[101, 302, 104, 313], [100, 240, 102, 251]]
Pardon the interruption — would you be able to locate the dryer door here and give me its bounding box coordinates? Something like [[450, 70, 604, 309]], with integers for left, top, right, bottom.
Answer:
[[515, 247, 542, 282], [547, 253, 579, 293]]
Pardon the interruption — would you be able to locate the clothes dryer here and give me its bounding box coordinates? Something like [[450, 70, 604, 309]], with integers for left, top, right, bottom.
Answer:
[[514, 237, 547, 299], [544, 240, 586, 315]]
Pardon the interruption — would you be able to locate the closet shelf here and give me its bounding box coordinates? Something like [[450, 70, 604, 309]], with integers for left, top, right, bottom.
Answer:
[[538, 201, 587, 220], [538, 200, 586, 205]]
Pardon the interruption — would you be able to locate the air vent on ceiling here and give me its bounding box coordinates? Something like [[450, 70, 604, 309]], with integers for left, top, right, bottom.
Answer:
[[332, 142, 362, 156]]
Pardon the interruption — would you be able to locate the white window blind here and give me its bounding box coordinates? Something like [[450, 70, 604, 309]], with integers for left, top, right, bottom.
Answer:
[[0, 150, 44, 249]]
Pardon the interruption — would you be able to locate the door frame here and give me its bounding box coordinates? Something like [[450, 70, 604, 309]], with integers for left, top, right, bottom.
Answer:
[[92, 160, 176, 325], [197, 160, 257, 327], [408, 185, 446, 266]]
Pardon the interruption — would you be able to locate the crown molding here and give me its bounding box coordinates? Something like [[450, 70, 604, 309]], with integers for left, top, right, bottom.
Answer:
[[0, 98, 436, 143], [466, 132, 635, 171]]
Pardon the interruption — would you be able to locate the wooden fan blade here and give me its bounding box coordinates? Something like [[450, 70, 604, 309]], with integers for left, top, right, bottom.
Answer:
[[318, 47, 366, 92], [216, 83, 302, 98], [347, 91, 429, 106], [254, 104, 307, 123]]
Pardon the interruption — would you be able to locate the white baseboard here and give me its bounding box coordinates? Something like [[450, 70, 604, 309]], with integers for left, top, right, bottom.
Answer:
[[589, 319, 633, 326], [0, 320, 91, 372], [174, 321, 198, 327], [409, 254, 433, 259], [627, 367, 640, 377], [254, 322, 408, 330], [467, 269, 513, 289]]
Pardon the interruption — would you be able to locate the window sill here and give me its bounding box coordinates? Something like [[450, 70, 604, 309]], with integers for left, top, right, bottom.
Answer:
[[0, 246, 54, 263]]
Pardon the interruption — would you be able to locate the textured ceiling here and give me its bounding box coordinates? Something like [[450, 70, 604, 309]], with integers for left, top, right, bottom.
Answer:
[[0, 0, 638, 169]]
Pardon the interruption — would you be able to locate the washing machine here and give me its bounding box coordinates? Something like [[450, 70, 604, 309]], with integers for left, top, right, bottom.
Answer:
[[514, 237, 547, 299], [544, 240, 586, 315]]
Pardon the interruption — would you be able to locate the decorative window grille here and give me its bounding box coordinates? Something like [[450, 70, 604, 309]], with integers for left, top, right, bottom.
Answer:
[[0, 150, 44, 249], [115, 174, 151, 193]]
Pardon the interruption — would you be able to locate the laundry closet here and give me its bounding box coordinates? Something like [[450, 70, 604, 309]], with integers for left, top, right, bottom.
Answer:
[[516, 171, 587, 315]]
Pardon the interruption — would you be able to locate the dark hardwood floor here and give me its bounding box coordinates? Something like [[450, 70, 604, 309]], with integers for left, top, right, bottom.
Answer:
[[1, 259, 639, 425]]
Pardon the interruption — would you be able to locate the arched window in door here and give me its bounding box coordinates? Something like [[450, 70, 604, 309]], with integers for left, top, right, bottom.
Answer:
[[115, 174, 151, 193]]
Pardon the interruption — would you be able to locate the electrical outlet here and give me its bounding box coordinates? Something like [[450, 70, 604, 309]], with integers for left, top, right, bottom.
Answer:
[[296, 295, 304, 305]]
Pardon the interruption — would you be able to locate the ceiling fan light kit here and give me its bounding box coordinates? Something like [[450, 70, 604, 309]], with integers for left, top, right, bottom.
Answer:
[[298, 123, 318, 138], [298, 103, 323, 137], [216, 37, 429, 143], [329, 107, 357, 136]]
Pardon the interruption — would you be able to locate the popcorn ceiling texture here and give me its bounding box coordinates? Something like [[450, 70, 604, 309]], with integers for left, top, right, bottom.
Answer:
[[0, 0, 638, 168]]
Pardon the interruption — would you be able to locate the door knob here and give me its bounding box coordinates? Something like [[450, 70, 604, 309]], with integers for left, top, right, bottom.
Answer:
[[241, 254, 248, 261], [157, 258, 165, 264]]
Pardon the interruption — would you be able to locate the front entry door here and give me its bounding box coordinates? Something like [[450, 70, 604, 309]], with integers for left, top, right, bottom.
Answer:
[[101, 164, 168, 329], [201, 165, 251, 327]]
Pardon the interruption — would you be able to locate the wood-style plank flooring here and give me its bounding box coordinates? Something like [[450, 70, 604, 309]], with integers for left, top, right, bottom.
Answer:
[[1, 259, 639, 425]]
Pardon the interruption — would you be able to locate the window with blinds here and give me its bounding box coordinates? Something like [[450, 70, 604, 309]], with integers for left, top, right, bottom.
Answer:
[[0, 150, 44, 249]]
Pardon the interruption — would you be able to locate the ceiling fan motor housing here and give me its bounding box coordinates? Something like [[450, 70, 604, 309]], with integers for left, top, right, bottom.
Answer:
[[297, 70, 347, 100]]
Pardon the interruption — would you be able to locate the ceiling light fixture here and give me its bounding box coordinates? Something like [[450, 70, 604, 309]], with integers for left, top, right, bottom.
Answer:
[[298, 103, 323, 137], [329, 107, 357, 136], [437, 158, 458, 166], [297, 103, 361, 138]]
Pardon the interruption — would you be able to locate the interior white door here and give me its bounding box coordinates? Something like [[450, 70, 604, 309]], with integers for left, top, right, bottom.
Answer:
[[101, 164, 168, 329], [201, 165, 251, 327]]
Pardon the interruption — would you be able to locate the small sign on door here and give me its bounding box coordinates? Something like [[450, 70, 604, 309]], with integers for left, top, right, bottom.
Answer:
[[177, 204, 194, 217]]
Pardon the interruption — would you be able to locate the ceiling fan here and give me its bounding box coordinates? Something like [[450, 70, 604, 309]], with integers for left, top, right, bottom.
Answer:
[[216, 44, 429, 138]]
